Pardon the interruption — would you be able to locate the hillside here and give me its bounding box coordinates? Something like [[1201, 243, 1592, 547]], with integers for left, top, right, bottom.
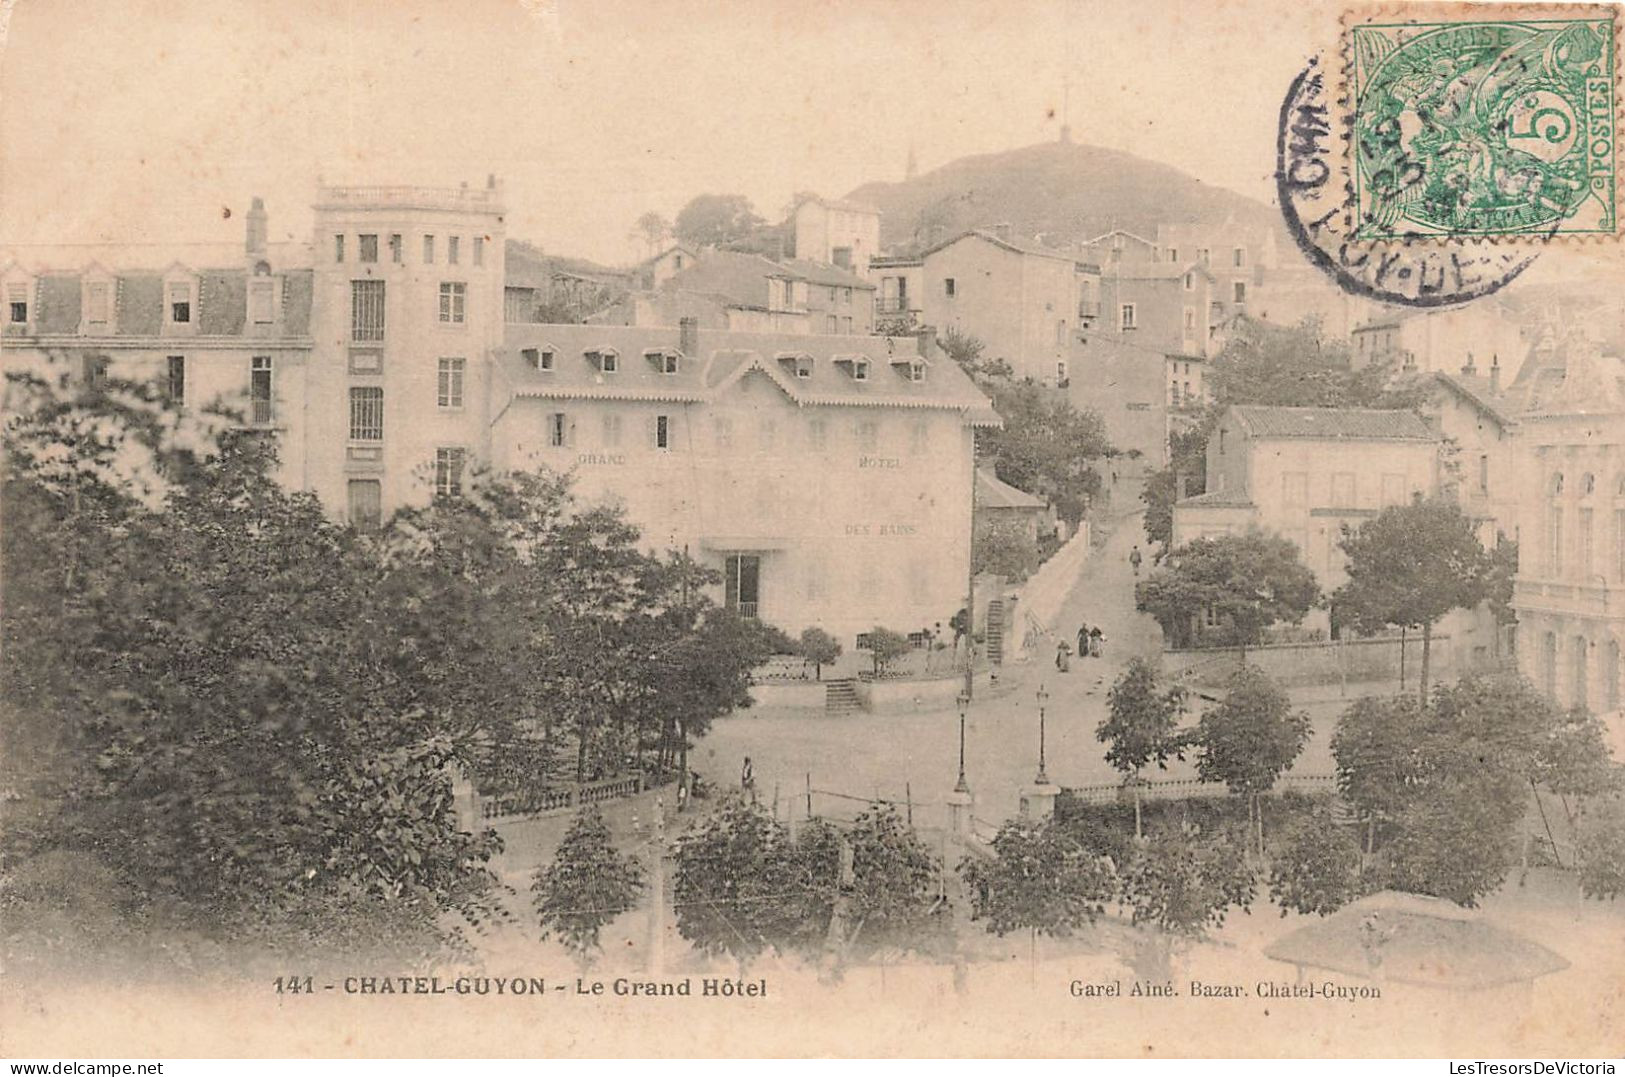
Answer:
[[845, 138, 1284, 254]]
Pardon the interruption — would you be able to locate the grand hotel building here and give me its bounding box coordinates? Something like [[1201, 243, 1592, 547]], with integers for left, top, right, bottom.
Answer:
[[1, 182, 998, 643]]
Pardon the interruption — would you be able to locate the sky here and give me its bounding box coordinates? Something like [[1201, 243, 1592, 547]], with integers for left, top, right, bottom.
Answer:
[[0, 0, 1337, 265]]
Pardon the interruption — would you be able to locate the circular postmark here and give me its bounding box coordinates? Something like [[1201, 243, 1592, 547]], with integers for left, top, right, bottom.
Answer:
[[1276, 57, 1545, 308]]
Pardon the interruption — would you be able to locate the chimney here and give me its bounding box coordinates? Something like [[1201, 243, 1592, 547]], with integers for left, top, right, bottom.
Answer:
[[1461, 351, 1476, 377], [679, 316, 699, 356], [991, 222, 1013, 243], [916, 325, 938, 358], [245, 196, 267, 257], [1489, 353, 1501, 393]]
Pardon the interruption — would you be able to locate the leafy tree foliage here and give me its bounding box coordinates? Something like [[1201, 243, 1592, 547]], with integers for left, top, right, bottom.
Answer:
[[1098, 658, 1190, 838], [671, 798, 939, 968], [979, 381, 1111, 526], [671, 797, 798, 967], [1196, 666, 1311, 855], [630, 211, 672, 258], [1576, 794, 1625, 901], [960, 817, 1114, 941], [797, 627, 842, 681], [841, 804, 941, 953], [1140, 421, 1211, 560], [1331, 671, 1618, 906], [1135, 530, 1320, 653], [1, 367, 778, 959], [1, 373, 505, 956], [1267, 809, 1369, 916], [973, 518, 1041, 581], [865, 627, 913, 677], [1333, 497, 1491, 697], [674, 193, 767, 249], [1118, 821, 1254, 976], [1207, 316, 1424, 411], [940, 326, 1013, 382], [531, 806, 645, 965]]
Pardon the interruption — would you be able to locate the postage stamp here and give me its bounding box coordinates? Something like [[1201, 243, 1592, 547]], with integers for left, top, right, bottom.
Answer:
[[1344, 6, 1619, 241]]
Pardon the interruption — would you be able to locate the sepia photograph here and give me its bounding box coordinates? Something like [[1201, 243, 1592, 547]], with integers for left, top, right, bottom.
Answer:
[[0, 0, 1621, 1063]]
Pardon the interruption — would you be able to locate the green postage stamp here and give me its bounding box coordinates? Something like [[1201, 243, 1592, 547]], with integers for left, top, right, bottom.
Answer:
[[1347, 5, 1619, 240]]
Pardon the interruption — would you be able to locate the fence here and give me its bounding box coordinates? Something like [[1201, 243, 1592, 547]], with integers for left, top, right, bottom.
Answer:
[[479, 772, 646, 823], [1163, 633, 1456, 690], [1061, 772, 1337, 807]]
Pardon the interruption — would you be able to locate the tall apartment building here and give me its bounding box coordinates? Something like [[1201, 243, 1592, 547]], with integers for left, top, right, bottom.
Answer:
[[2, 182, 995, 646]]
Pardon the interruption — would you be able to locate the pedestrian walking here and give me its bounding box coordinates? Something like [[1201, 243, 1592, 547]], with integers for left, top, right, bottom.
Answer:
[[1077, 623, 1090, 660], [1088, 625, 1104, 658], [1055, 639, 1072, 672], [740, 755, 755, 799], [1129, 545, 1143, 576]]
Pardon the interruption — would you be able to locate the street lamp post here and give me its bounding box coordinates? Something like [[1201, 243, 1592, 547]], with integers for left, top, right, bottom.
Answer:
[[955, 691, 971, 795], [946, 690, 973, 840], [1034, 683, 1050, 786]]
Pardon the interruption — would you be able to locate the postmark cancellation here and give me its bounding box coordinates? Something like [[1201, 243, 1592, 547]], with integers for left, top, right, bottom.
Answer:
[[1342, 4, 1620, 241]]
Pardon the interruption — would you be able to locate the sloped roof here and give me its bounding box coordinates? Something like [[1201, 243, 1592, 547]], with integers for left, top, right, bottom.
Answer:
[[799, 196, 880, 216], [976, 468, 1046, 510], [664, 251, 790, 309], [498, 323, 996, 420], [1229, 405, 1436, 441], [777, 258, 875, 290], [1421, 371, 1518, 427], [921, 229, 1082, 265], [1265, 891, 1568, 990]]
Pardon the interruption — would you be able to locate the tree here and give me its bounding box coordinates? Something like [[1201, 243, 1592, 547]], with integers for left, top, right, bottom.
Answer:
[[1, 372, 507, 958], [1196, 666, 1310, 857], [798, 627, 842, 681], [1117, 821, 1255, 978], [1135, 530, 1320, 655], [1098, 658, 1190, 838], [674, 194, 766, 249], [842, 804, 941, 955], [630, 211, 673, 259], [973, 518, 1041, 580], [865, 627, 912, 677], [1333, 497, 1491, 698], [980, 381, 1112, 526], [1331, 694, 1429, 853], [1330, 671, 1613, 905], [1267, 809, 1369, 916], [960, 817, 1113, 962], [1207, 316, 1425, 411], [671, 797, 799, 969], [1140, 421, 1211, 560], [531, 806, 645, 966], [1576, 794, 1625, 901], [940, 327, 1012, 383]]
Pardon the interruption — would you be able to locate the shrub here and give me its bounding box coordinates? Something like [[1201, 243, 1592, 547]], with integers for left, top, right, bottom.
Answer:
[[865, 627, 913, 678], [1267, 809, 1369, 917], [798, 627, 842, 680]]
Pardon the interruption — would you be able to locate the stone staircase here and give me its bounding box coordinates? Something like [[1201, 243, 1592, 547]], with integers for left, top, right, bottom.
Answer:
[[824, 678, 862, 715], [984, 599, 1006, 665]]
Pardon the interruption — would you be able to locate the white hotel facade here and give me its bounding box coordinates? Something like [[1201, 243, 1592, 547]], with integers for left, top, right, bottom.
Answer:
[[2, 182, 997, 644]]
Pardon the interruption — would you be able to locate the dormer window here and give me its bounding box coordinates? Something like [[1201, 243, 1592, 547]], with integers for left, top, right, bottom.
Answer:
[[523, 345, 557, 371], [6, 281, 29, 325], [83, 279, 112, 328], [587, 348, 618, 373], [166, 280, 193, 324], [853, 360, 869, 382], [909, 361, 925, 383], [797, 357, 814, 379], [645, 349, 680, 375]]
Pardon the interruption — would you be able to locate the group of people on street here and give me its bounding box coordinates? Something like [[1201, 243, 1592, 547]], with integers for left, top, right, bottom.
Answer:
[[1056, 622, 1104, 671]]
